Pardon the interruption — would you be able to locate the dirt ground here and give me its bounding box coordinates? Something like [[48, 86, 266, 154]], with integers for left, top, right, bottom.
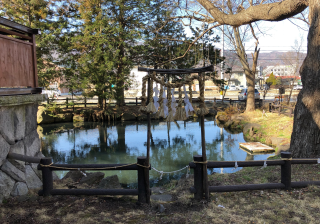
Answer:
[[2, 163, 320, 224]]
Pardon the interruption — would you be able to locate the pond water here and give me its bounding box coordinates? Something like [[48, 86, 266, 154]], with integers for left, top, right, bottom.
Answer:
[[39, 118, 274, 187]]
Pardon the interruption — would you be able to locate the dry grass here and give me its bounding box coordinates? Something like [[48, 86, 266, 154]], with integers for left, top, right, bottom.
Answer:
[[241, 110, 294, 144]]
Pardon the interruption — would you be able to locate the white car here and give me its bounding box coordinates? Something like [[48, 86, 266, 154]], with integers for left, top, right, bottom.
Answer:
[[237, 85, 245, 90], [255, 85, 260, 90], [229, 85, 237, 91], [293, 85, 303, 90]]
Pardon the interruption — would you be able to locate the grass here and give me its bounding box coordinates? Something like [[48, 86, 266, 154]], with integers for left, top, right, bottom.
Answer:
[[240, 109, 293, 145]]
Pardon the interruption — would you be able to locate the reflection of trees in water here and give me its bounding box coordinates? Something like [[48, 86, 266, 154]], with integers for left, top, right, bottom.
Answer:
[[41, 122, 140, 164]]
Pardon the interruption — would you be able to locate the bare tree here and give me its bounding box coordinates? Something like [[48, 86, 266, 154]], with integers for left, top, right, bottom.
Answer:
[[191, 0, 320, 158], [280, 35, 306, 103], [221, 23, 261, 111]]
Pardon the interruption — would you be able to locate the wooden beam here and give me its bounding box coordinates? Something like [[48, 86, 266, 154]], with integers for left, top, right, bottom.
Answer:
[[0, 27, 32, 40], [138, 65, 214, 74], [0, 17, 39, 34]]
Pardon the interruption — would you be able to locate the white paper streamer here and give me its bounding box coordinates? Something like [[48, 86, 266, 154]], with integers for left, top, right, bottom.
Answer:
[[163, 87, 168, 117], [183, 84, 194, 116], [153, 85, 159, 113]]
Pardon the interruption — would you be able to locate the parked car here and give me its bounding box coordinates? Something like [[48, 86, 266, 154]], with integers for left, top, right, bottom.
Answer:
[[293, 85, 303, 90], [238, 88, 260, 100], [255, 85, 260, 90], [229, 85, 237, 91], [237, 85, 245, 90]]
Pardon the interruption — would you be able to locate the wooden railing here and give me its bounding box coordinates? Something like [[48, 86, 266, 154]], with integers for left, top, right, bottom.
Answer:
[[8, 151, 320, 203], [189, 152, 320, 199]]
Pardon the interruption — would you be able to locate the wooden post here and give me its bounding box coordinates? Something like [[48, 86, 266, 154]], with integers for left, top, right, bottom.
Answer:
[[136, 97, 138, 106], [40, 157, 53, 196], [229, 98, 232, 106], [269, 103, 272, 112], [194, 155, 204, 200], [66, 97, 68, 109], [84, 97, 87, 108], [281, 152, 292, 190], [47, 98, 50, 105], [137, 156, 149, 203], [31, 34, 38, 87], [143, 75, 151, 203], [198, 73, 209, 199]]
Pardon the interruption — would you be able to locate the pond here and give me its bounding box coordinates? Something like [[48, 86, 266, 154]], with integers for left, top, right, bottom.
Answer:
[[39, 118, 274, 187]]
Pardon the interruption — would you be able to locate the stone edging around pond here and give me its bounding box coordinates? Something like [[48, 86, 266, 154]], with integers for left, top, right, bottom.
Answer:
[[215, 113, 290, 154], [37, 106, 219, 125]]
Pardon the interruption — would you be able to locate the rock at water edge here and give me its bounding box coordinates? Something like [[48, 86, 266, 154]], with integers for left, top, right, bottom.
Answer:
[[79, 172, 105, 185], [98, 175, 121, 189]]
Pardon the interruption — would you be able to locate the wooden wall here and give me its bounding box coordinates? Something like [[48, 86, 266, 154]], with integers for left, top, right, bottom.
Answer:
[[0, 35, 35, 88]]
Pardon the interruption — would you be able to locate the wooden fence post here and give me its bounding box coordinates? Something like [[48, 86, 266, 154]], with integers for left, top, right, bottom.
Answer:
[[193, 155, 204, 200], [40, 157, 53, 196], [229, 99, 232, 106], [47, 98, 50, 105], [66, 97, 68, 109], [84, 97, 87, 108], [281, 152, 292, 190], [137, 156, 150, 203], [269, 103, 272, 112], [136, 97, 138, 106]]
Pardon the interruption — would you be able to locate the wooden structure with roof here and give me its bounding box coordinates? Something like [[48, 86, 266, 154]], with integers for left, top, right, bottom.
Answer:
[[0, 17, 41, 95]]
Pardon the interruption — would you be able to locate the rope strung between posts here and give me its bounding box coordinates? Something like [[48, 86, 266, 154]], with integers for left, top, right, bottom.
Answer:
[[152, 166, 190, 180], [39, 163, 150, 170]]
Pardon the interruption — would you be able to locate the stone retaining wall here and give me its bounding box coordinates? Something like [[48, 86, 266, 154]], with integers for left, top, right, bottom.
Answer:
[[0, 94, 46, 203]]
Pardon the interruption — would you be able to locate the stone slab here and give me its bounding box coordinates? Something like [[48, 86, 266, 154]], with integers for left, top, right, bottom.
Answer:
[[240, 142, 274, 154], [25, 165, 42, 189], [0, 134, 10, 167], [11, 182, 28, 197], [1, 160, 26, 182], [24, 130, 40, 157], [25, 103, 38, 135], [0, 170, 15, 199]]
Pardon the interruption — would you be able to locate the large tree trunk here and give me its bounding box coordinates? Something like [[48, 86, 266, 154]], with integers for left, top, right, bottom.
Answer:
[[290, 0, 320, 157], [245, 70, 255, 111]]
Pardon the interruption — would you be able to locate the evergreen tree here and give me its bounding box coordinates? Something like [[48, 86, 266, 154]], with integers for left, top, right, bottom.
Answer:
[[266, 72, 277, 85]]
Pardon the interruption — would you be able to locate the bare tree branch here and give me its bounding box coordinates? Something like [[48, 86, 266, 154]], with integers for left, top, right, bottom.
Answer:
[[196, 0, 308, 26]]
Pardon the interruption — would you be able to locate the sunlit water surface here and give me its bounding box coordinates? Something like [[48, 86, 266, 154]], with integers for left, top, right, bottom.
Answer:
[[39, 118, 274, 187]]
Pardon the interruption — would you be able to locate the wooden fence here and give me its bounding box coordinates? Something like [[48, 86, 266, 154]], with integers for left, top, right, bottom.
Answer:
[[0, 17, 41, 95], [189, 152, 320, 199], [7, 153, 151, 203], [269, 102, 295, 117], [46, 96, 263, 110], [7, 151, 320, 203]]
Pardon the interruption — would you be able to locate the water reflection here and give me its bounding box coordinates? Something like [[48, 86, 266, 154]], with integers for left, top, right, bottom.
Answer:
[[39, 119, 273, 187]]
